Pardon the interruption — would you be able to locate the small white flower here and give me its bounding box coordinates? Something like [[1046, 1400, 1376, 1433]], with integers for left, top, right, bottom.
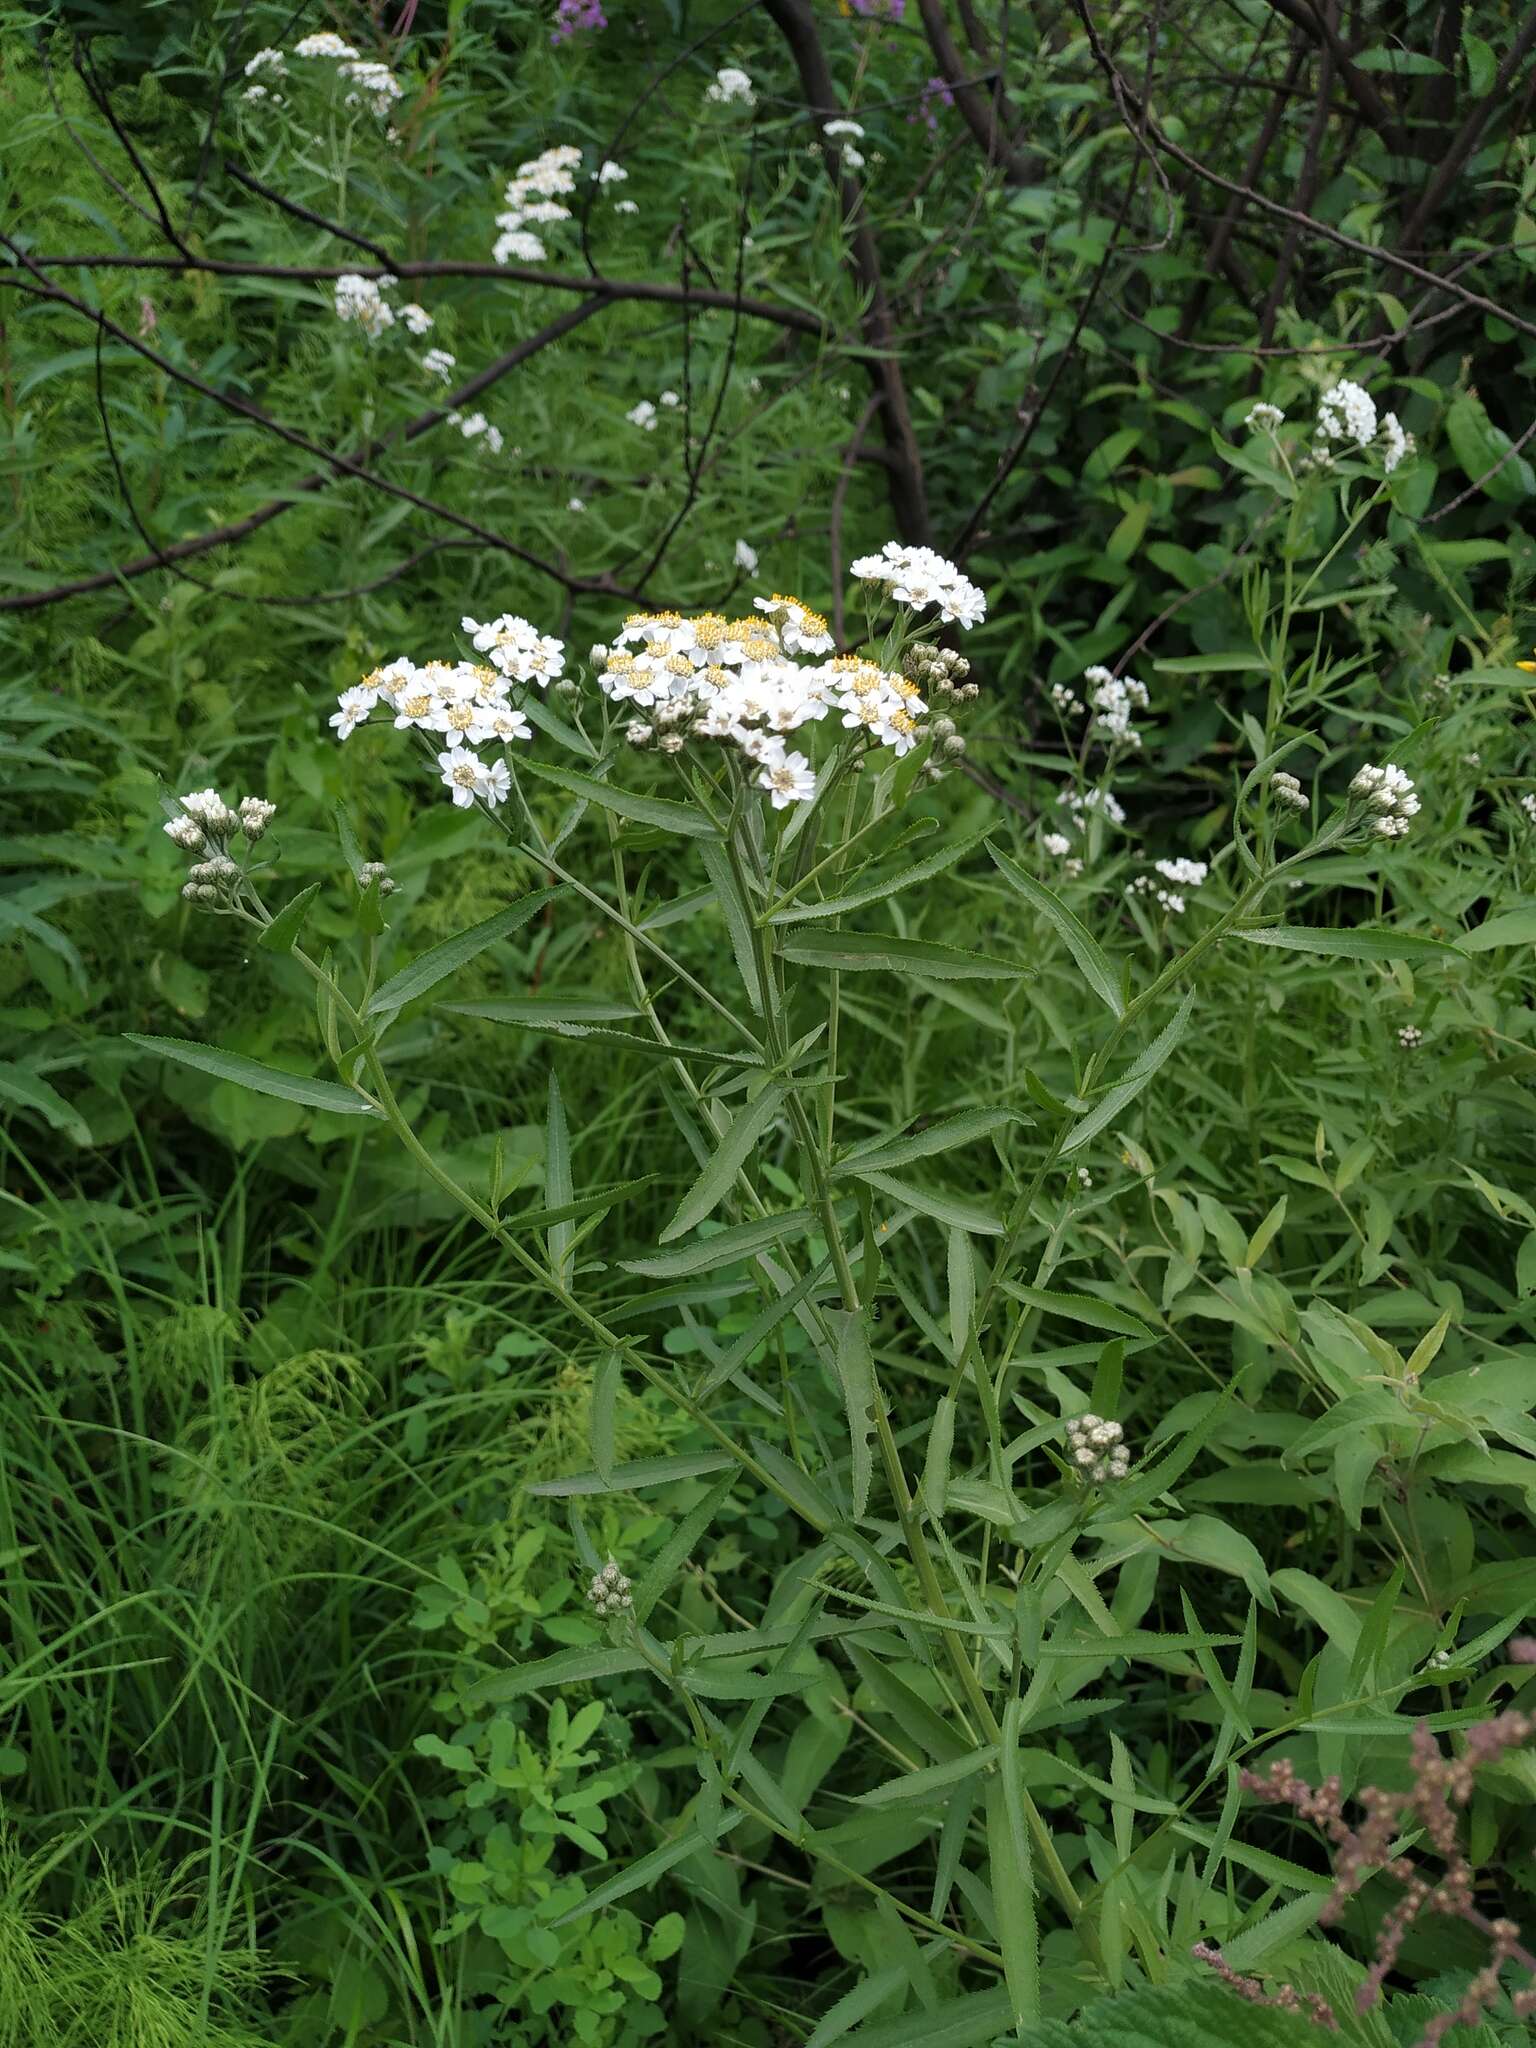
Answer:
[[334, 273, 395, 338], [626, 399, 658, 430], [734, 538, 759, 574], [1245, 401, 1285, 431], [399, 302, 433, 335], [568, 496, 585, 512], [239, 796, 276, 840], [824, 118, 865, 139], [1379, 411, 1413, 474], [436, 746, 489, 808], [164, 815, 205, 850], [244, 46, 286, 78], [614, 198, 640, 215], [1398, 1024, 1424, 1050], [1521, 791, 1536, 826], [706, 65, 755, 106], [294, 31, 359, 59], [756, 744, 818, 809], [330, 686, 374, 740], [658, 389, 681, 408], [421, 346, 455, 380], [1042, 831, 1072, 858], [1065, 1411, 1131, 1485], [849, 541, 987, 628], [1349, 761, 1419, 838], [595, 159, 628, 184], [492, 227, 548, 266], [1317, 379, 1378, 449]]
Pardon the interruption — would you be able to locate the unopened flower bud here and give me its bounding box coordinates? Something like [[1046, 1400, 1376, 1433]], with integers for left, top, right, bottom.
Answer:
[[239, 796, 276, 840]]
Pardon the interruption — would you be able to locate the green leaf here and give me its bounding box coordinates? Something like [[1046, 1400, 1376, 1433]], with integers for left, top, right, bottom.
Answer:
[[527, 1451, 736, 1498], [922, 1397, 956, 1518], [620, 1209, 815, 1278], [442, 993, 641, 1023], [465, 1643, 645, 1707], [1023, 1983, 1333, 2048], [989, 1698, 1039, 2028], [842, 1991, 1013, 2048], [1002, 1284, 1154, 1341], [857, 1746, 997, 1807], [987, 841, 1123, 1017], [1445, 390, 1535, 504], [123, 1035, 382, 1117], [848, 1170, 1003, 1235], [831, 1310, 876, 1521], [661, 1085, 787, 1242], [520, 757, 721, 837], [1461, 908, 1536, 952], [590, 1352, 619, 1484], [551, 1812, 745, 1926], [0, 1063, 90, 1145], [632, 1472, 735, 1625], [700, 841, 765, 1012], [256, 881, 322, 955], [833, 1108, 1023, 1177], [1062, 991, 1194, 1154], [366, 890, 561, 1017], [1233, 925, 1460, 962], [767, 829, 990, 923], [779, 929, 1022, 980], [441, 1003, 760, 1066], [544, 1070, 574, 1278]]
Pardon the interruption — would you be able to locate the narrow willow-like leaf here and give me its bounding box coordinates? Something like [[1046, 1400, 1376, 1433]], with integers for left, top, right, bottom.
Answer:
[[660, 1084, 786, 1242], [922, 1396, 956, 1519], [839, 1990, 1014, 2048], [1002, 1283, 1153, 1341], [767, 828, 990, 924], [989, 1696, 1040, 2028], [366, 889, 560, 1017], [700, 839, 765, 1012], [0, 1063, 90, 1145], [695, 1251, 836, 1401], [255, 880, 320, 955], [520, 756, 720, 837], [947, 1228, 974, 1366], [1061, 990, 1195, 1155], [545, 1070, 574, 1280], [443, 994, 641, 1024], [526, 1451, 736, 1497], [833, 1107, 1023, 1178], [780, 928, 1021, 980], [857, 1746, 998, 1808], [1233, 924, 1460, 961], [441, 1004, 761, 1066], [620, 1208, 815, 1278], [589, 1351, 619, 1483], [124, 1035, 382, 1116], [465, 1643, 646, 1706], [632, 1472, 735, 1625], [849, 1169, 1003, 1235], [552, 1811, 744, 1926], [831, 1309, 876, 1520], [987, 840, 1124, 1017]]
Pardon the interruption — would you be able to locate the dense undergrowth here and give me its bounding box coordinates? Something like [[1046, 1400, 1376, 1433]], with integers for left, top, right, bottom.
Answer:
[[3, 3, 1536, 2045]]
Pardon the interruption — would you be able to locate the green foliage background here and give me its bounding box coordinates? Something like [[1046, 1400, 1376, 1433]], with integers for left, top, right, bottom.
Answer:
[[2, 1, 1536, 2044]]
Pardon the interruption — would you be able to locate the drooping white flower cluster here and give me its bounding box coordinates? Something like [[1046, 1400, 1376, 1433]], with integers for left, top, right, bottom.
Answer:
[[706, 66, 755, 106], [1066, 1412, 1131, 1485], [1129, 856, 1207, 916], [824, 117, 867, 169], [448, 411, 504, 455], [1270, 769, 1309, 811], [849, 543, 986, 628], [163, 790, 275, 907], [587, 1559, 633, 1618], [1349, 761, 1420, 838], [421, 346, 456, 381], [1083, 664, 1149, 749]]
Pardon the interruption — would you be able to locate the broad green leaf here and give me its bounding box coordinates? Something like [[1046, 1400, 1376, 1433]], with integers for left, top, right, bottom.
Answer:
[[527, 1451, 735, 1497], [552, 1812, 745, 1926], [124, 1035, 382, 1117], [1003, 1284, 1153, 1341], [1023, 1982, 1339, 2048], [1445, 389, 1536, 504], [1061, 990, 1194, 1154], [767, 829, 990, 924], [833, 1108, 1023, 1177], [366, 889, 561, 1017], [520, 757, 721, 837], [1461, 908, 1536, 952], [988, 840, 1124, 1017], [849, 1170, 1003, 1235], [1234, 925, 1460, 962], [0, 1063, 90, 1145], [830, 1309, 876, 1520], [620, 1209, 815, 1278], [780, 929, 1022, 980], [256, 881, 321, 955], [661, 1085, 786, 1242]]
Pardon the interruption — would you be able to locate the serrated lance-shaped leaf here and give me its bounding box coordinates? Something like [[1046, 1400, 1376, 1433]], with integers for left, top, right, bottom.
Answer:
[[660, 1085, 787, 1241], [987, 840, 1124, 1017], [1020, 1981, 1334, 2048], [1233, 925, 1459, 961], [857, 1745, 997, 1808], [1062, 990, 1194, 1155], [779, 929, 1022, 979], [366, 889, 561, 1017], [551, 1812, 745, 1926], [464, 1642, 646, 1707], [0, 1063, 90, 1145], [849, 1170, 1003, 1235], [830, 1309, 876, 1520], [767, 829, 990, 924], [620, 1208, 815, 1278], [520, 757, 721, 837], [124, 1035, 382, 1117], [526, 1451, 736, 1497], [1002, 1283, 1153, 1341], [842, 1990, 1015, 2048], [255, 880, 321, 955], [832, 1107, 1023, 1177]]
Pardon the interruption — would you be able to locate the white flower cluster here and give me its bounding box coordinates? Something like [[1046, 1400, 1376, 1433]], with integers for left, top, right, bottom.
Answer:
[[627, 390, 683, 431], [1083, 664, 1149, 749], [163, 790, 275, 906], [706, 66, 755, 106], [1129, 856, 1207, 916], [330, 627, 562, 809], [1057, 786, 1126, 833], [1398, 1024, 1424, 1050], [1245, 401, 1284, 432], [587, 1558, 633, 1618], [1313, 382, 1414, 474], [1521, 792, 1536, 826], [248, 32, 402, 116], [849, 543, 986, 628], [494, 143, 581, 264], [1349, 761, 1420, 838], [1066, 1412, 1131, 1485], [333, 274, 434, 352], [448, 411, 504, 454], [1270, 770, 1309, 811], [824, 117, 867, 169], [421, 346, 456, 381]]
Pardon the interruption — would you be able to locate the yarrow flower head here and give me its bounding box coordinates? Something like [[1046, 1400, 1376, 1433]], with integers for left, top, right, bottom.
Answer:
[[587, 1558, 632, 1617], [421, 346, 455, 381], [849, 541, 986, 628], [1082, 663, 1149, 748], [334, 273, 396, 338], [1129, 857, 1207, 917], [627, 399, 658, 431], [1317, 380, 1378, 448], [1066, 1412, 1131, 1485], [706, 66, 755, 106], [294, 31, 359, 59], [1245, 401, 1284, 432], [1348, 761, 1420, 838], [1399, 1024, 1424, 1050]]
